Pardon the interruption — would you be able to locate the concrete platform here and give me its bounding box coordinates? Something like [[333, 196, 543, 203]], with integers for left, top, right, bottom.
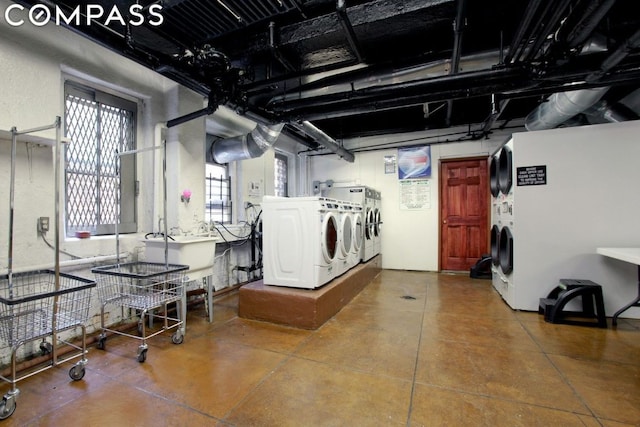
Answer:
[[239, 255, 382, 329]]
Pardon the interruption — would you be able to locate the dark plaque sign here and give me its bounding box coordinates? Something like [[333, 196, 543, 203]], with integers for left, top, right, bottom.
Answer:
[[516, 165, 547, 186]]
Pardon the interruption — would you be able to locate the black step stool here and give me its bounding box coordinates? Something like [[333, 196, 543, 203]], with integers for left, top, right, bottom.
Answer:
[[538, 279, 607, 328]]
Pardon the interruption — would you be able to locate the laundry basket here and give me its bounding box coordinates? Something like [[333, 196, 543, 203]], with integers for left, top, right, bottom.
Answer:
[[91, 262, 188, 363]]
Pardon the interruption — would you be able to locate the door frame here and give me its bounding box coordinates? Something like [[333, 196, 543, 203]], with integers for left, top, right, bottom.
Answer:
[[438, 155, 491, 271]]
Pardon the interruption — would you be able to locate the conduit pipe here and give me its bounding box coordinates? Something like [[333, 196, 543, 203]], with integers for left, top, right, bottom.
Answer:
[[211, 122, 284, 163], [290, 121, 355, 162]]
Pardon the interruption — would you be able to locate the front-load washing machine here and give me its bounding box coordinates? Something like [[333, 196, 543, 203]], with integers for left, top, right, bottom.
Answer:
[[372, 190, 382, 257], [349, 202, 364, 269], [262, 196, 340, 289], [323, 186, 377, 262], [335, 199, 354, 277]]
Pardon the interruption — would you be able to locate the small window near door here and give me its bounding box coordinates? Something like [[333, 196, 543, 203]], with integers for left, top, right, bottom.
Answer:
[[274, 153, 288, 197], [206, 163, 231, 223]]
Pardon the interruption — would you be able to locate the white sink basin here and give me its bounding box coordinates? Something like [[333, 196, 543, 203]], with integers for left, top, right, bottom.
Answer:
[[142, 235, 218, 276]]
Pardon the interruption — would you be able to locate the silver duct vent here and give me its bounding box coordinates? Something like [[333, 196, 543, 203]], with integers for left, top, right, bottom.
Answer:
[[210, 123, 284, 163], [524, 87, 608, 131]]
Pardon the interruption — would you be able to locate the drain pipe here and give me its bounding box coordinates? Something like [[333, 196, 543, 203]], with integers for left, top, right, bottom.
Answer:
[[291, 121, 355, 163], [210, 123, 284, 163]]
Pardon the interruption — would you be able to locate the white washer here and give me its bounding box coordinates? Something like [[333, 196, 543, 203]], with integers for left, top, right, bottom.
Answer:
[[262, 196, 340, 289], [323, 186, 376, 262], [335, 199, 353, 277], [372, 190, 382, 257], [350, 202, 364, 269]]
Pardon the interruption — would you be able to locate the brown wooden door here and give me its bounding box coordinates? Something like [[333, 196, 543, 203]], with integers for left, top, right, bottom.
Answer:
[[440, 158, 489, 271]]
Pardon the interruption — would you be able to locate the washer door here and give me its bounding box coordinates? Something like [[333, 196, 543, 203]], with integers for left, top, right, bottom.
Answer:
[[365, 208, 374, 240], [498, 146, 513, 195], [321, 213, 338, 263], [499, 226, 513, 274], [491, 225, 500, 266], [353, 213, 363, 252], [340, 214, 352, 257], [373, 209, 381, 237], [489, 156, 499, 197]]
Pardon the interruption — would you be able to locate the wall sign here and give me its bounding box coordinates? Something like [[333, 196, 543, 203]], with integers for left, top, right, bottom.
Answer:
[[517, 165, 547, 186], [399, 179, 431, 210]]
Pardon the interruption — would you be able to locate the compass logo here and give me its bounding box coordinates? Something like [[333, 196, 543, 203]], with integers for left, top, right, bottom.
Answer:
[[4, 3, 164, 27]]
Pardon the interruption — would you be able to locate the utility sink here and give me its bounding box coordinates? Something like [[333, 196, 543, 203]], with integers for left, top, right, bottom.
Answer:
[[142, 235, 218, 276]]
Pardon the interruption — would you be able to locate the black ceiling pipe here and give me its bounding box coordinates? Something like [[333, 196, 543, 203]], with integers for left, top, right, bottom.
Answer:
[[566, 0, 617, 49], [504, 0, 543, 64], [521, 0, 573, 63], [445, 0, 467, 127], [267, 67, 528, 111]]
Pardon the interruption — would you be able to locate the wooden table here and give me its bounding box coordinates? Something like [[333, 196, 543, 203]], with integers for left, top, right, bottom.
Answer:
[[596, 247, 640, 326]]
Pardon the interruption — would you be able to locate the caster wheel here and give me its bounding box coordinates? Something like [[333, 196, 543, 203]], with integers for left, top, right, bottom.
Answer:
[[69, 365, 85, 381], [0, 399, 16, 420], [137, 349, 147, 363], [40, 341, 53, 355], [171, 332, 184, 345], [97, 335, 106, 350]]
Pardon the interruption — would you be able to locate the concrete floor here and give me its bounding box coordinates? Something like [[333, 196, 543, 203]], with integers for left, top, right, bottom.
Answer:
[[1, 270, 639, 426]]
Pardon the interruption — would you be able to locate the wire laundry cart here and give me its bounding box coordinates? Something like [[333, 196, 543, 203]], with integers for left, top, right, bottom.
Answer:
[[0, 271, 95, 419], [0, 118, 96, 420], [91, 262, 188, 362]]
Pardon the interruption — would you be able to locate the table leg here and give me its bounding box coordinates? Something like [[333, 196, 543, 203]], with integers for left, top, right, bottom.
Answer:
[[612, 265, 640, 326]]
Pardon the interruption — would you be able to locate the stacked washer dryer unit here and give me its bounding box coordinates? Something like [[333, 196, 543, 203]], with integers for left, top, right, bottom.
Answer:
[[490, 140, 514, 302], [489, 121, 640, 317], [323, 186, 377, 262], [262, 196, 340, 289]]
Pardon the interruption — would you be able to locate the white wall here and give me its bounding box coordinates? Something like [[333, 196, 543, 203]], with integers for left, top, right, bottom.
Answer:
[[0, 7, 248, 363], [309, 129, 509, 271]]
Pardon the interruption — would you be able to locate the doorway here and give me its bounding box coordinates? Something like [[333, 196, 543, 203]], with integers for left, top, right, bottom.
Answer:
[[439, 157, 489, 271]]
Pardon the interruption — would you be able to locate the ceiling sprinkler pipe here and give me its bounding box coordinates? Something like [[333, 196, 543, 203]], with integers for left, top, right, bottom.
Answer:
[[211, 123, 284, 163]]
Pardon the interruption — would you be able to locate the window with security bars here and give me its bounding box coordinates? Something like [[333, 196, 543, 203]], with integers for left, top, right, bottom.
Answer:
[[64, 82, 137, 236], [274, 153, 288, 197], [205, 163, 231, 224]]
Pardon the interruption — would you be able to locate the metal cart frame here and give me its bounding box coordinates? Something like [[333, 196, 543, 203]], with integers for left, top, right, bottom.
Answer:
[[91, 139, 189, 363], [92, 262, 187, 362], [0, 118, 96, 420]]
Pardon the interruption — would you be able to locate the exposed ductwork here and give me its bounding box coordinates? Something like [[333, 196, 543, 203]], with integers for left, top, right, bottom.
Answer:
[[524, 87, 609, 131], [209, 123, 284, 163]]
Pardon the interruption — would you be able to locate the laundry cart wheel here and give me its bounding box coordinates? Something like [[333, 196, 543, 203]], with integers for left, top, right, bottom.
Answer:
[[171, 331, 184, 345], [97, 334, 107, 350], [137, 347, 148, 363], [69, 364, 85, 381], [0, 398, 16, 420], [39, 341, 53, 355]]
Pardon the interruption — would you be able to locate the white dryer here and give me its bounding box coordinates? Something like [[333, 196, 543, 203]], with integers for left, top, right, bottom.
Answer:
[[262, 196, 340, 289]]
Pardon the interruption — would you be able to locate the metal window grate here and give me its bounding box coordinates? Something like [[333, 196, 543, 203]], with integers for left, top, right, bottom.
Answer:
[[275, 153, 288, 197], [205, 167, 232, 224], [64, 83, 136, 236]]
